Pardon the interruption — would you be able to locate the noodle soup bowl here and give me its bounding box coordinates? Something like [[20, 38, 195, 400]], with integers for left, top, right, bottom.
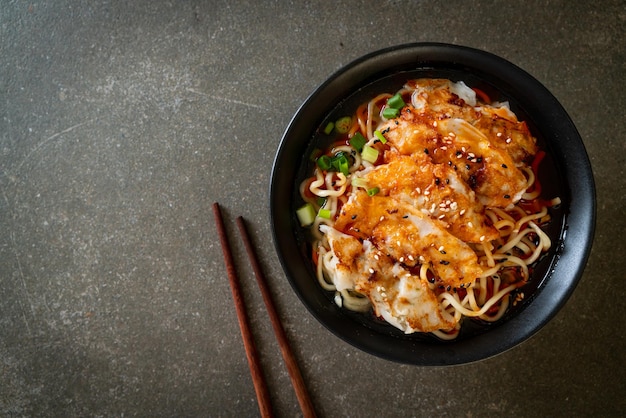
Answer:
[[270, 43, 595, 365]]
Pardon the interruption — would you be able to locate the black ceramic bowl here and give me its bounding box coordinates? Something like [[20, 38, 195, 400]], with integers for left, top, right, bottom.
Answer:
[[270, 43, 595, 365]]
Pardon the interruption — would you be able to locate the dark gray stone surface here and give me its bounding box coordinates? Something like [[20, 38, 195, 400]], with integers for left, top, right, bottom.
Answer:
[[1, 1, 624, 416]]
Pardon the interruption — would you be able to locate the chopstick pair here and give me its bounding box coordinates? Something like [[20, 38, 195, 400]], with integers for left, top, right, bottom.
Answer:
[[212, 202, 317, 418]]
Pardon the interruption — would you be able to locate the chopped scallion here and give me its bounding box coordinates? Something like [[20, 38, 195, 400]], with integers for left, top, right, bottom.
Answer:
[[361, 145, 379, 163], [323, 121, 334, 135], [351, 177, 368, 188], [309, 148, 322, 162], [331, 152, 350, 176], [349, 132, 367, 152], [316, 155, 332, 170], [387, 93, 405, 110], [382, 107, 400, 119], [318, 208, 331, 219], [335, 116, 352, 134], [374, 130, 387, 144], [296, 203, 316, 226], [367, 187, 380, 196]]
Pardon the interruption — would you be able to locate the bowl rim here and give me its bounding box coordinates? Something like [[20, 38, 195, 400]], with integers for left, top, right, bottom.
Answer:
[[270, 42, 596, 365]]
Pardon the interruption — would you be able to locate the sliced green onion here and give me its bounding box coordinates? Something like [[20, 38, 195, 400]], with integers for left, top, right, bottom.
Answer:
[[318, 208, 331, 219], [349, 132, 367, 152], [374, 130, 387, 144], [367, 187, 380, 196], [361, 145, 379, 163], [296, 203, 316, 226], [330, 152, 350, 176], [382, 106, 400, 119], [323, 121, 334, 135], [335, 116, 352, 134], [351, 177, 368, 188], [309, 148, 322, 162], [387, 93, 405, 110], [316, 155, 332, 170]]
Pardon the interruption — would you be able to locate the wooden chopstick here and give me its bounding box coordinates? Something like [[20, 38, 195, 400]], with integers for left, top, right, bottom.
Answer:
[[236, 216, 318, 418], [212, 202, 274, 418]]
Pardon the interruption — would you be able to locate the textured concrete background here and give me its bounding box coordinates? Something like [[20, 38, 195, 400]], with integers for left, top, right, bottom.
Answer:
[[1, 1, 624, 417]]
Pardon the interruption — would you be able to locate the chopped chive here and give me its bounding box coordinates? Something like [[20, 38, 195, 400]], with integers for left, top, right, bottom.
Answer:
[[323, 121, 334, 135], [367, 187, 380, 196], [318, 208, 331, 219], [387, 93, 405, 110], [382, 107, 400, 119], [316, 155, 332, 170], [331, 152, 350, 176], [335, 116, 352, 134], [351, 177, 368, 188], [296, 203, 316, 226], [361, 145, 379, 163], [349, 132, 367, 152], [374, 130, 387, 144], [309, 148, 322, 162]]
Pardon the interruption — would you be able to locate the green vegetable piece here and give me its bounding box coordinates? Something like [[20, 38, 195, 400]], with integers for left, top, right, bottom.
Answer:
[[374, 130, 387, 144], [318, 208, 331, 219], [349, 132, 367, 152], [361, 145, 379, 163], [323, 121, 334, 135], [335, 116, 352, 134], [331, 152, 349, 176], [367, 187, 380, 196], [382, 106, 400, 119], [351, 177, 368, 188], [296, 203, 316, 226], [387, 93, 405, 109], [316, 155, 332, 170]]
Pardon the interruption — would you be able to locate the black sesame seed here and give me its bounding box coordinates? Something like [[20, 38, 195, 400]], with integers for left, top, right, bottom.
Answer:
[[440, 260, 450, 265], [424, 148, 429, 154], [351, 214, 357, 220], [502, 163, 508, 168], [504, 194, 510, 199]]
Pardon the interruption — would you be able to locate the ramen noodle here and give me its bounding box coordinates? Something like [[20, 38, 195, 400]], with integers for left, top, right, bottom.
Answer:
[[297, 79, 559, 339]]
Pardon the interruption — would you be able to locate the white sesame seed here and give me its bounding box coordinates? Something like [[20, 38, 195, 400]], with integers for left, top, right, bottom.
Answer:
[[468, 222, 474, 228], [449, 132, 456, 137], [416, 187, 421, 194], [379, 216, 385, 221], [438, 246, 444, 252], [459, 209, 466, 216], [450, 202, 458, 210], [433, 121, 438, 127], [424, 190, 430, 195], [438, 214, 445, 219], [496, 132, 503, 137], [506, 137, 512, 143], [480, 235, 485, 242], [399, 257, 405, 262], [396, 241, 401, 247], [408, 255, 415, 261], [369, 268, 375, 274]]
